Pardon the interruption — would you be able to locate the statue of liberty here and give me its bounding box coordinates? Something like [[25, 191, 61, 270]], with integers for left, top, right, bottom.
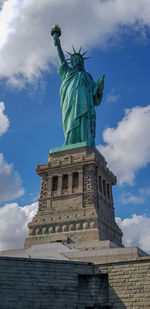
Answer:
[[51, 25, 104, 147]]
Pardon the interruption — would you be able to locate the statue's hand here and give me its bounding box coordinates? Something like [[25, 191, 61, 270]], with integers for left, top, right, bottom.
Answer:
[[97, 74, 105, 91], [93, 74, 105, 96], [53, 34, 60, 47]]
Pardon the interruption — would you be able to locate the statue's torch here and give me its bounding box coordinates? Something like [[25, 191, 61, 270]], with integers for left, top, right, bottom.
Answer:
[[51, 25, 61, 39]]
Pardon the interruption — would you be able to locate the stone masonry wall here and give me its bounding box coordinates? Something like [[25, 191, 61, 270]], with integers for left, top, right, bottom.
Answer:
[[83, 164, 97, 208], [98, 256, 150, 309], [0, 257, 108, 309], [26, 147, 122, 247], [0, 256, 150, 309]]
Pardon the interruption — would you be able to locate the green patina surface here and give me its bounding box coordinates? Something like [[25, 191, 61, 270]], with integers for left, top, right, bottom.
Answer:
[[50, 141, 91, 154], [50, 142, 104, 160], [51, 25, 104, 148]]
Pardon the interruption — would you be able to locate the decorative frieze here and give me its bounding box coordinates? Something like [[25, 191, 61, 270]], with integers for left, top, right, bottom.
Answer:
[[28, 220, 97, 237]]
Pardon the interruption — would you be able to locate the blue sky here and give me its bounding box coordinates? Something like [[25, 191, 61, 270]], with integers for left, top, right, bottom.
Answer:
[[0, 0, 150, 252]]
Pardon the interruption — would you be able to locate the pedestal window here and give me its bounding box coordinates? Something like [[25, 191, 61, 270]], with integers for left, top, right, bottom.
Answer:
[[73, 172, 79, 188], [103, 179, 106, 197], [107, 183, 110, 200], [52, 176, 58, 191], [99, 175, 102, 192], [62, 174, 68, 189]]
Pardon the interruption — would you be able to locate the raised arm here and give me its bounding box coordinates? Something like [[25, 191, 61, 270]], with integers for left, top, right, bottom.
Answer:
[[93, 74, 105, 106], [52, 34, 65, 65]]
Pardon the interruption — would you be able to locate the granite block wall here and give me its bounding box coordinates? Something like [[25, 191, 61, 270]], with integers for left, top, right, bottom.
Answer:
[[0, 257, 108, 309], [0, 256, 150, 309], [98, 256, 150, 309]]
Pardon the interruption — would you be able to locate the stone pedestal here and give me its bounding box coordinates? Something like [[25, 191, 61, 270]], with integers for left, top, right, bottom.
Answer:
[[24, 146, 123, 248]]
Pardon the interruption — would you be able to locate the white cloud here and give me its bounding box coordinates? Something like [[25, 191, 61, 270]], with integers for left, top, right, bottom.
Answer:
[[0, 0, 7, 7], [98, 105, 150, 185], [120, 192, 144, 205], [0, 0, 150, 86], [0, 0, 7, 10], [0, 153, 24, 203], [0, 101, 24, 203], [106, 88, 120, 103], [139, 185, 150, 196], [121, 184, 150, 205], [0, 102, 9, 136], [23, 201, 38, 223], [0, 201, 38, 251], [116, 214, 150, 254]]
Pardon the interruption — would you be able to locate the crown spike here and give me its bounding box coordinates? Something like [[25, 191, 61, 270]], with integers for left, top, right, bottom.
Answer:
[[72, 45, 76, 53], [78, 46, 82, 53], [82, 51, 88, 56], [83, 57, 90, 60], [65, 50, 72, 56]]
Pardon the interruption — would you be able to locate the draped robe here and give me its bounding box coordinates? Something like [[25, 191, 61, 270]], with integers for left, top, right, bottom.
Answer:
[[58, 61, 103, 146]]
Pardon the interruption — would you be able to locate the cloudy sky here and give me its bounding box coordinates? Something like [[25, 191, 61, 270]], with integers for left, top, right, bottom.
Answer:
[[0, 0, 150, 253]]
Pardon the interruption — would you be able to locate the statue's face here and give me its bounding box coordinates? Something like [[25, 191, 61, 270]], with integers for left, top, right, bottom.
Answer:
[[71, 55, 84, 69]]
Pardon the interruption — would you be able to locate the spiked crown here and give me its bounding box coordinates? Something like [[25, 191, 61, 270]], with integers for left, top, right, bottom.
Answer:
[[66, 46, 90, 64]]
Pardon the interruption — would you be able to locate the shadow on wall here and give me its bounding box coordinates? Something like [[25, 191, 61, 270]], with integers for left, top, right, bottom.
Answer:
[[78, 268, 127, 309], [0, 256, 128, 309]]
